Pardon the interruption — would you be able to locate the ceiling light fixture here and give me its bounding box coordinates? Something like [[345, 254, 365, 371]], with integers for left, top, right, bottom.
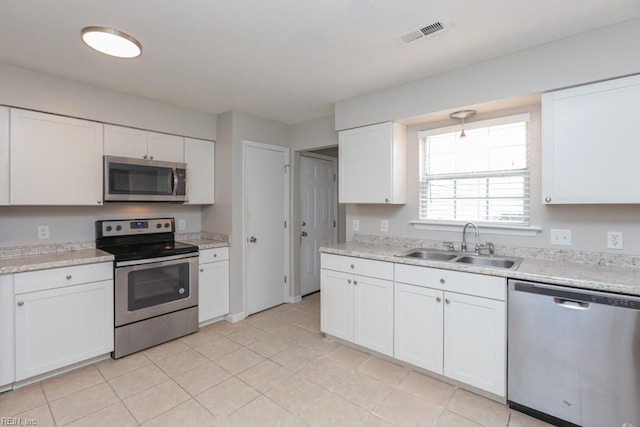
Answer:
[[450, 110, 476, 139], [81, 26, 142, 58]]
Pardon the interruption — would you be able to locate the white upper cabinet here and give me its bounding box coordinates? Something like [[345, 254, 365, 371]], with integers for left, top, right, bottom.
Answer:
[[10, 108, 103, 205], [184, 137, 215, 204], [0, 106, 9, 206], [104, 124, 184, 162], [542, 74, 640, 204], [339, 122, 407, 204]]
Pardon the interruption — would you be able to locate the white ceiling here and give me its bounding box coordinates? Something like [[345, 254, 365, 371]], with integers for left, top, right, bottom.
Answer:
[[0, 1, 638, 125]]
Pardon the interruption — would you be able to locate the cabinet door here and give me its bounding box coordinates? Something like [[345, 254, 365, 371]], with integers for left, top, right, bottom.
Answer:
[[104, 124, 147, 159], [354, 275, 394, 356], [148, 132, 184, 162], [15, 280, 114, 381], [394, 283, 443, 374], [10, 109, 103, 205], [443, 292, 506, 396], [338, 122, 406, 203], [0, 275, 14, 388], [542, 74, 640, 204], [199, 260, 229, 324], [0, 106, 8, 206], [184, 137, 215, 204], [320, 269, 354, 342]]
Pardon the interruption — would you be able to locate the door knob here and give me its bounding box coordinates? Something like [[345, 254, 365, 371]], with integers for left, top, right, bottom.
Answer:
[[249, 236, 257, 243], [301, 231, 308, 237]]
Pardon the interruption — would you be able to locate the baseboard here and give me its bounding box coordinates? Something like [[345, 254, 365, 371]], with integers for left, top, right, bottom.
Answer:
[[224, 312, 246, 323], [286, 295, 302, 303]]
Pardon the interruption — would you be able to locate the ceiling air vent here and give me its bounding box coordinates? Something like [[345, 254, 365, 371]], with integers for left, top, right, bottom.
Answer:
[[399, 21, 445, 45]]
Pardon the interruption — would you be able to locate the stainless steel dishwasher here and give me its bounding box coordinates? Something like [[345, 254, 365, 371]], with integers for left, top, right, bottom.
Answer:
[[508, 279, 640, 427]]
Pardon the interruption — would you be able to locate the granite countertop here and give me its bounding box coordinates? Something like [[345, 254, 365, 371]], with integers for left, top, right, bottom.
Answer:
[[0, 231, 230, 276], [0, 249, 114, 275], [321, 242, 640, 296]]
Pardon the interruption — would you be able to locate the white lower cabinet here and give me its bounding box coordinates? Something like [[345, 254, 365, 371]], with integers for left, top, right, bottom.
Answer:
[[198, 247, 229, 325], [14, 263, 113, 381], [394, 264, 506, 397], [320, 254, 394, 357], [0, 275, 15, 389]]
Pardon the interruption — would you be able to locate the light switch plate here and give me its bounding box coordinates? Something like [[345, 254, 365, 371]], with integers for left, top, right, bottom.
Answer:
[[352, 219, 360, 232], [178, 219, 186, 231], [381, 220, 389, 232], [550, 229, 571, 246]]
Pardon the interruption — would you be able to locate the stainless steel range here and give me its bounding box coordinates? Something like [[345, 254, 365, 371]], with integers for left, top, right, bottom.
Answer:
[[96, 218, 199, 359]]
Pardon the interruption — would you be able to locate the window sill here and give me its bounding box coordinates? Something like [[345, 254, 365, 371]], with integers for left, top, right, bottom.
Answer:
[[409, 220, 542, 237]]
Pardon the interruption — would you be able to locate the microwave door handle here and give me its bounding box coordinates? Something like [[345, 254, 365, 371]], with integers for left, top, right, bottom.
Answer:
[[172, 167, 179, 196]]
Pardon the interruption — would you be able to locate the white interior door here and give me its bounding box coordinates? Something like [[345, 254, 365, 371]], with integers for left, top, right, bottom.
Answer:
[[300, 155, 337, 296], [245, 142, 289, 315]]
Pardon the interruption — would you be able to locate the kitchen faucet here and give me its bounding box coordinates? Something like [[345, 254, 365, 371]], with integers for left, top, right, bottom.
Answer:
[[461, 222, 479, 252]]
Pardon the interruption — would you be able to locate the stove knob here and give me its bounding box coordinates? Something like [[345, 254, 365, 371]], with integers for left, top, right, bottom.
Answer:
[[106, 226, 112, 232], [156, 223, 162, 229], [164, 223, 170, 228], [116, 225, 122, 231]]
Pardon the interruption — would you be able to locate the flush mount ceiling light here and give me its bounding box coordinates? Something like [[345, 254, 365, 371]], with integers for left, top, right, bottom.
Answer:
[[81, 26, 142, 58], [450, 110, 477, 139]]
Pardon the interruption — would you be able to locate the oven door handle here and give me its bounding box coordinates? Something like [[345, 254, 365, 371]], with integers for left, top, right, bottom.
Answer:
[[116, 252, 199, 268]]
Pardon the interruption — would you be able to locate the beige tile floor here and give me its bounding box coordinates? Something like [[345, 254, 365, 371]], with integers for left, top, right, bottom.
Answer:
[[0, 292, 553, 426]]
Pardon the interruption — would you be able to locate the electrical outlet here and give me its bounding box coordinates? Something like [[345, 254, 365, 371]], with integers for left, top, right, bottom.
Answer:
[[607, 231, 623, 250], [178, 219, 186, 231], [550, 229, 572, 246], [37, 225, 50, 240], [381, 220, 389, 232], [352, 219, 359, 232]]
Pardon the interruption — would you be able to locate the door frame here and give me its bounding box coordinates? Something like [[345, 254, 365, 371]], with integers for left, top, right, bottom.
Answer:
[[242, 140, 290, 314], [299, 153, 338, 296]]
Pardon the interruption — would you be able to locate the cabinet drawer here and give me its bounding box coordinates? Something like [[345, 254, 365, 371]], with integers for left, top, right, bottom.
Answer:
[[199, 247, 229, 264], [321, 253, 393, 280], [15, 262, 113, 294], [395, 264, 506, 301]]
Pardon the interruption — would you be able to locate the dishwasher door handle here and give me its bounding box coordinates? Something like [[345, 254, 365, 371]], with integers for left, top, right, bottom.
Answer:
[[554, 297, 590, 310]]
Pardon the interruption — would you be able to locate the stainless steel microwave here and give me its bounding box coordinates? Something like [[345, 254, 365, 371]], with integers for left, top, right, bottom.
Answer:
[[104, 156, 188, 202]]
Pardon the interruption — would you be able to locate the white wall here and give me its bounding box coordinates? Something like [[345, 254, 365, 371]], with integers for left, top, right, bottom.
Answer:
[[202, 112, 289, 316], [346, 103, 640, 255], [335, 19, 640, 130], [0, 62, 217, 247]]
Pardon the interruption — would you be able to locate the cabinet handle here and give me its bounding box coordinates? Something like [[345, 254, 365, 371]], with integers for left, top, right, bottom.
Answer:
[[385, 198, 389, 203], [97, 200, 101, 204], [436, 297, 441, 303], [17, 301, 24, 307], [213, 254, 217, 258], [440, 278, 445, 284], [143, 155, 148, 159], [545, 196, 551, 203], [66, 274, 72, 280], [149, 155, 154, 160], [445, 298, 450, 304], [353, 280, 358, 285], [200, 268, 204, 272], [347, 279, 352, 284], [350, 264, 355, 269]]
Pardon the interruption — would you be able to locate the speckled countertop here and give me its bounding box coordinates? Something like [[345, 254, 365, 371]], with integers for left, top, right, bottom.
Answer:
[[0, 231, 229, 276], [321, 241, 640, 297]]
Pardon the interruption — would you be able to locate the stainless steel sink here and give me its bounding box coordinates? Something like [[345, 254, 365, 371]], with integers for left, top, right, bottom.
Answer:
[[454, 255, 522, 270], [394, 249, 458, 261], [395, 248, 522, 270]]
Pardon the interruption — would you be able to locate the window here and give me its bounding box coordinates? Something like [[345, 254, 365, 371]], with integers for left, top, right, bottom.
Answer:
[[419, 114, 529, 225]]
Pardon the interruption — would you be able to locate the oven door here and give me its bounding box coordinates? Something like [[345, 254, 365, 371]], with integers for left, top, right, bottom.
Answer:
[[114, 253, 199, 327]]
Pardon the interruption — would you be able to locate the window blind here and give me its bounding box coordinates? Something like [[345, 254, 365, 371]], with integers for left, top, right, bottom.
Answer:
[[419, 117, 529, 225]]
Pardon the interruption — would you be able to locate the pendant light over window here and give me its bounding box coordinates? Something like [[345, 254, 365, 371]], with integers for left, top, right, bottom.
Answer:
[[449, 110, 476, 139], [81, 26, 142, 58]]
